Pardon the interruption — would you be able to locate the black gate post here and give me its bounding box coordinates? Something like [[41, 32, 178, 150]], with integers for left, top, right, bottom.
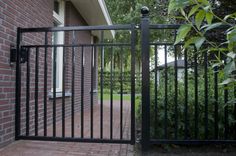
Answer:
[[141, 6, 150, 151], [15, 27, 22, 140]]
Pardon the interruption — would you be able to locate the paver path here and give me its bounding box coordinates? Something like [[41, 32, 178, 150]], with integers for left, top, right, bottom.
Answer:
[[0, 100, 134, 156]]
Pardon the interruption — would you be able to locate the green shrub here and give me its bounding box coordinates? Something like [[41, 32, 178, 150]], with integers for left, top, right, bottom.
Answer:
[[136, 67, 236, 140], [98, 71, 141, 94]]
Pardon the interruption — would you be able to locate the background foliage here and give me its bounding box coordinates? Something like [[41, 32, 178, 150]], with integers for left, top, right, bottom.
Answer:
[[136, 67, 236, 139], [102, 0, 236, 139]]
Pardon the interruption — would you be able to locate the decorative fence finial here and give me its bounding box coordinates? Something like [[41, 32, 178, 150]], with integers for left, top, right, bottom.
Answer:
[[141, 6, 149, 17]]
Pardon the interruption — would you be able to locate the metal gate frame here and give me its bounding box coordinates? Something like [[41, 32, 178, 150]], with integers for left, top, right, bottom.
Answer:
[[15, 24, 136, 144]]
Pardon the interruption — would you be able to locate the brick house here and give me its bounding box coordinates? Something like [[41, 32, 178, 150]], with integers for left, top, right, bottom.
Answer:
[[0, 0, 113, 147]]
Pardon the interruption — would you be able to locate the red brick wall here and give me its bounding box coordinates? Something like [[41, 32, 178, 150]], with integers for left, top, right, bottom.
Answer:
[[0, 0, 98, 147], [0, 0, 53, 147]]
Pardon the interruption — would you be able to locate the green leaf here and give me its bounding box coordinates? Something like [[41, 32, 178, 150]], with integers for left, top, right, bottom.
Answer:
[[226, 29, 236, 51], [194, 36, 206, 50], [226, 27, 234, 33], [195, 10, 205, 30], [168, 0, 191, 14], [188, 5, 199, 18], [170, 15, 186, 20], [208, 47, 228, 52], [180, 8, 186, 17], [227, 52, 236, 59], [184, 37, 197, 48], [219, 78, 235, 85], [227, 29, 236, 42], [206, 12, 213, 24], [203, 6, 210, 12], [168, 0, 176, 14], [174, 24, 192, 45], [227, 98, 236, 105], [183, 36, 205, 50], [198, 0, 210, 5], [224, 60, 236, 76], [224, 12, 236, 20], [212, 62, 223, 68], [205, 22, 222, 31]]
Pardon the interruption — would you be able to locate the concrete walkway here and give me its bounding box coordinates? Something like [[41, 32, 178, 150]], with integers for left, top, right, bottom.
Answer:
[[0, 100, 135, 156]]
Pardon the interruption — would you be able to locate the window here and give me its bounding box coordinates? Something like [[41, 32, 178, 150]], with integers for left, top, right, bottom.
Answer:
[[54, 1, 60, 14], [52, 0, 65, 92]]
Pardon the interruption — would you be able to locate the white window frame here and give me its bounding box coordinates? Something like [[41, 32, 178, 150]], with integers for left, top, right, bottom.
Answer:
[[52, 0, 65, 93]]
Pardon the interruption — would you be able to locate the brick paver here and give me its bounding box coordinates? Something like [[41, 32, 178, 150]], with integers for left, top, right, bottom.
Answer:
[[0, 100, 135, 156]]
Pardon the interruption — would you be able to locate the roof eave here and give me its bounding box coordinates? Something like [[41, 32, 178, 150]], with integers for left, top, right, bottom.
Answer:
[[70, 0, 114, 39]]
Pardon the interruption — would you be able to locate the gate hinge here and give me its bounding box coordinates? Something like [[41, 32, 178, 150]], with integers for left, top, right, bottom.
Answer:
[[10, 45, 29, 64]]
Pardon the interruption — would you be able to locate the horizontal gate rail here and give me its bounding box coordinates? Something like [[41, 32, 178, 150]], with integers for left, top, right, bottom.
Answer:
[[149, 24, 229, 29], [17, 136, 131, 144], [20, 24, 133, 33], [149, 140, 236, 145], [21, 43, 131, 48]]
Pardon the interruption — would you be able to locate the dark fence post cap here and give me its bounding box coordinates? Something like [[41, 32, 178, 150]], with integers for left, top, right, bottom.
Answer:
[[141, 6, 149, 17]]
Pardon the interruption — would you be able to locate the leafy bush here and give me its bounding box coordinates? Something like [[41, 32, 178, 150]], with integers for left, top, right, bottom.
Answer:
[[168, 0, 236, 86], [98, 71, 141, 94], [136, 67, 236, 140]]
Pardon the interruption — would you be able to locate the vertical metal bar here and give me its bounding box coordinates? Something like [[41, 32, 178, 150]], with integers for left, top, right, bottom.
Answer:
[[81, 46, 84, 138], [15, 27, 22, 139], [141, 12, 150, 151], [164, 45, 168, 139], [154, 45, 158, 138], [224, 60, 229, 139], [184, 49, 188, 139], [130, 24, 136, 144], [62, 47, 65, 138], [214, 66, 218, 139], [26, 48, 30, 136], [234, 85, 236, 139], [71, 31, 75, 138], [44, 32, 48, 137], [174, 45, 178, 139], [204, 50, 208, 139], [120, 46, 123, 140], [100, 31, 104, 139], [110, 45, 113, 139], [194, 47, 198, 139], [90, 45, 94, 139], [53, 45, 57, 137], [35, 47, 39, 136]]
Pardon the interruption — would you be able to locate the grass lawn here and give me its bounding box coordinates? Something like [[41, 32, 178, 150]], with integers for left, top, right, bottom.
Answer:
[[97, 93, 141, 116], [98, 93, 131, 101]]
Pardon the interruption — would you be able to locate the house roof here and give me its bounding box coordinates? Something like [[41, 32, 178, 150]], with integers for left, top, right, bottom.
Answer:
[[71, 0, 114, 39], [153, 60, 186, 71], [160, 59, 185, 68]]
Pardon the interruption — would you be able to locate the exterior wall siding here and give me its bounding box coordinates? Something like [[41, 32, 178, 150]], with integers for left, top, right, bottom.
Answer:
[[0, 0, 97, 147], [0, 0, 53, 147]]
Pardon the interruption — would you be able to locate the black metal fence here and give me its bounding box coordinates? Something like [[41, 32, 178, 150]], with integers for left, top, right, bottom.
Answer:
[[15, 8, 236, 150], [140, 8, 236, 150]]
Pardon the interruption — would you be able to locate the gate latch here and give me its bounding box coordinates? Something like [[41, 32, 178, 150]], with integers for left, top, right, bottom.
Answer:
[[10, 45, 29, 64]]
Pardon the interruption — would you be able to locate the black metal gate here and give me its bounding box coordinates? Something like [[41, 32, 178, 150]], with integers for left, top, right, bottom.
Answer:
[[15, 24, 136, 144]]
